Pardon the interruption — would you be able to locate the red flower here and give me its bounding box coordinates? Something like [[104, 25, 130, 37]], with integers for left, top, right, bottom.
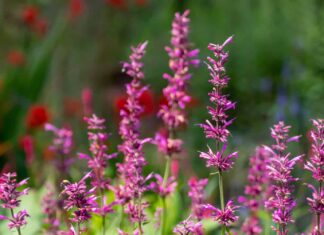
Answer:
[[19, 135, 34, 165], [26, 105, 50, 129], [7, 50, 25, 66], [115, 90, 154, 117], [106, 0, 127, 9], [22, 6, 39, 26], [69, 0, 85, 20], [135, 0, 147, 6], [32, 18, 48, 36]]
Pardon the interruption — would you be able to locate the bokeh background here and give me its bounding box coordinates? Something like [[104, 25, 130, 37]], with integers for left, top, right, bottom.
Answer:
[[0, 0, 323, 234]]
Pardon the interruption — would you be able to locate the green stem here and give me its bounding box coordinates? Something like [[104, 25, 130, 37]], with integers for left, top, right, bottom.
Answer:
[[160, 157, 171, 235], [10, 209, 22, 235], [218, 170, 226, 235]]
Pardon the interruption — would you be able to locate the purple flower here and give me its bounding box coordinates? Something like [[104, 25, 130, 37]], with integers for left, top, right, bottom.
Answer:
[[304, 119, 323, 233], [241, 216, 262, 235], [149, 174, 177, 197], [42, 183, 59, 234], [239, 147, 271, 235], [188, 177, 208, 220], [0, 172, 29, 209], [117, 42, 151, 231], [199, 144, 238, 171], [154, 130, 183, 156], [6, 210, 30, 230], [173, 216, 204, 235], [264, 122, 303, 234], [157, 9, 199, 155], [61, 172, 97, 223], [45, 123, 74, 174], [203, 200, 239, 226]]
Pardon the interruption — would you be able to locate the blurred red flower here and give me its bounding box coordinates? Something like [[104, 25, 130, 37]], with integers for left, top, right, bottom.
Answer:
[[7, 50, 25, 66], [69, 0, 85, 19], [19, 135, 34, 165], [106, 0, 127, 9], [22, 5, 39, 26], [26, 105, 50, 129], [115, 89, 154, 117], [135, 0, 147, 6], [32, 18, 48, 36]]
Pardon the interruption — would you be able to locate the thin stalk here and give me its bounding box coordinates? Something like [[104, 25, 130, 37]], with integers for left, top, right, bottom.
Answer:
[[160, 157, 171, 235], [218, 170, 226, 235], [10, 209, 22, 235]]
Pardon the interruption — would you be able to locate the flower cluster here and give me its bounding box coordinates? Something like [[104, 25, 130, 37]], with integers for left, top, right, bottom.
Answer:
[[173, 216, 203, 235], [304, 119, 323, 234], [0, 172, 29, 231], [42, 184, 59, 234], [203, 200, 239, 226], [239, 147, 271, 235], [60, 172, 97, 224], [188, 177, 208, 220], [156, 9, 199, 155], [79, 114, 117, 216], [117, 42, 151, 228], [45, 123, 73, 174], [198, 36, 237, 172], [149, 174, 177, 198], [264, 121, 303, 234]]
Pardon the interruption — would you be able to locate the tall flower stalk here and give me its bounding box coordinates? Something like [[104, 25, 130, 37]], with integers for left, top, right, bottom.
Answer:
[[304, 119, 323, 234], [117, 42, 150, 234], [156, 9, 199, 234], [264, 121, 303, 235], [79, 114, 117, 235], [0, 172, 29, 235], [239, 147, 271, 235], [198, 36, 239, 234]]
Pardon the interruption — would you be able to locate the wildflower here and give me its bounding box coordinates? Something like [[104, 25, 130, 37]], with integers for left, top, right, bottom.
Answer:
[[45, 123, 73, 174], [22, 5, 39, 26], [61, 172, 97, 224], [0, 172, 29, 232], [42, 184, 59, 234], [149, 174, 177, 197], [69, 0, 85, 20], [106, 0, 127, 9], [82, 88, 93, 116], [304, 119, 323, 233], [26, 105, 50, 129], [264, 122, 303, 234], [188, 177, 208, 220], [199, 144, 238, 171], [19, 135, 34, 165], [117, 42, 150, 232], [7, 50, 25, 66], [173, 216, 204, 235], [239, 147, 271, 235], [203, 200, 239, 226], [199, 36, 238, 232]]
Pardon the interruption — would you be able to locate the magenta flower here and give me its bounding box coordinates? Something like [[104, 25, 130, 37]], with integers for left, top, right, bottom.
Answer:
[[264, 121, 303, 234], [304, 119, 323, 233], [42, 183, 59, 234], [203, 200, 239, 226], [0, 172, 29, 232], [61, 172, 97, 224], [157, 9, 199, 155], [149, 174, 177, 198], [79, 114, 117, 217], [45, 123, 73, 174], [188, 177, 208, 220], [239, 147, 271, 235], [173, 216, 204, 235], [117, 42, 151, 232], [199, 144, 238, 171]]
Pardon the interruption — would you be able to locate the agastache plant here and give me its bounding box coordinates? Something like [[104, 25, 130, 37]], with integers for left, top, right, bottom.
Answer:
[[264, 121, 303, 235], [79, 114, 117, 234], [239, 147, 271, 235], [156, 10, 199, 234], [117, 41, 151, 234], [0, 172, 29, 235], [42, 183, 60, 234], [188, 177, 208, 221], [199, 36, 238, 234], [60, 172, 97, 235], [45, 123, 73, 177], [304, 119, 323, 234]]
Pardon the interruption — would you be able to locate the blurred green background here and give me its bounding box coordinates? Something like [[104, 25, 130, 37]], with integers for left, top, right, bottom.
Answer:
[[0, 0, 323, 234]]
